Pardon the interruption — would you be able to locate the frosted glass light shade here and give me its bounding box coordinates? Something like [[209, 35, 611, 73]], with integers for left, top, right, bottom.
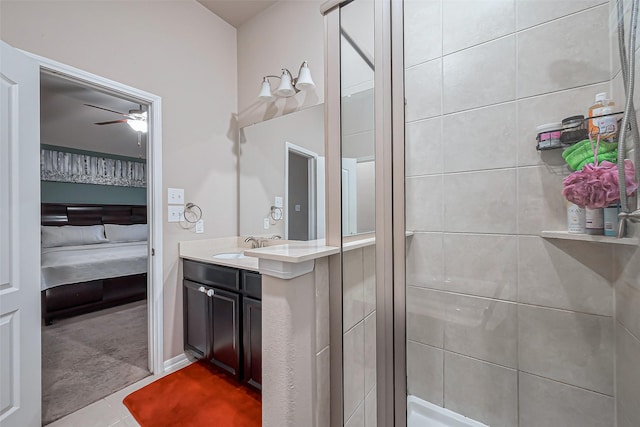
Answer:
[[295, 63, 315, 90], [274, 72, 295, 97], [259, 80, 274, 102], [127, 119, 147, 133]]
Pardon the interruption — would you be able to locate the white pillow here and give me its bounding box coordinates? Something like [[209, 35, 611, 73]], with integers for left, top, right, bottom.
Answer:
[[104, 224, 148, 243], [41, 225, 108, 248]]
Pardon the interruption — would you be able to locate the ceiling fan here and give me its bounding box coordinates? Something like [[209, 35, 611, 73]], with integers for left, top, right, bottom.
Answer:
[[84, 103, 148, 132]]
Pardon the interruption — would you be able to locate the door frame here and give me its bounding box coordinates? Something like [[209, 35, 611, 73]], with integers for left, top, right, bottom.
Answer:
[[22, 51, 165, 374], [284, 141, 318, 240]]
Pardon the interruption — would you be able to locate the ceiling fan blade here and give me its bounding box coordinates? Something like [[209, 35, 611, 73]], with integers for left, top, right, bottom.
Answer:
[[84, 103, 129, 117], [94, 120, 127, 125]]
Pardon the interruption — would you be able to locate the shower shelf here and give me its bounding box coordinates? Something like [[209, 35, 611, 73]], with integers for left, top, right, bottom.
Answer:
[[541, 231, 639, 245]]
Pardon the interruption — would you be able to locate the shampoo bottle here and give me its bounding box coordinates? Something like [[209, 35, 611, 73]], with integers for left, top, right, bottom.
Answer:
[[588, 92, 610, 136]]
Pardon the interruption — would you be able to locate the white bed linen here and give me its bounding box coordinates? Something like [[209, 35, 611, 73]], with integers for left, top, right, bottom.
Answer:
[[41, 241, 148, 291]]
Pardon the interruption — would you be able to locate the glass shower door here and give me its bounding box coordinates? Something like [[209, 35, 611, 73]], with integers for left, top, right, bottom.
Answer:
[[340, 0, 377, 426]]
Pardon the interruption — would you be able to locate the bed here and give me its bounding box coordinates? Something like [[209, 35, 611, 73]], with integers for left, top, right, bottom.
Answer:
[[41, 204, 148, 325]]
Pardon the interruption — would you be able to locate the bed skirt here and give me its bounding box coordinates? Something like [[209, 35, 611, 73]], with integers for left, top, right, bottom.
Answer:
[[42, 273, 147, 325]]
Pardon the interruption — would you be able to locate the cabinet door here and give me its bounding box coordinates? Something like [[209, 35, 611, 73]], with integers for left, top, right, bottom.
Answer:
[[243, 297, 262, 390], [210, 287, 241, 378], [183, 280, 211, 359]]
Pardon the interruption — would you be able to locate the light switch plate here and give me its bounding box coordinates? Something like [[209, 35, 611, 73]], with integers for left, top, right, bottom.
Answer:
[[295, 204, 301, 212], [168, 188, 185, 205], [275, 196, 283, 208], [195, 219, 204, 234], [263, 218, 270, 229], [168, 205, 184, 222]]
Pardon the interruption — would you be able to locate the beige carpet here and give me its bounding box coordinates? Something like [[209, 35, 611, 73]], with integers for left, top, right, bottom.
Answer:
[[42, 300, 150, 425]]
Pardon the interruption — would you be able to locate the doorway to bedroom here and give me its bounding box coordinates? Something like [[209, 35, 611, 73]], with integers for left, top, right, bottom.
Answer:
[[39, 70, 152, 425]]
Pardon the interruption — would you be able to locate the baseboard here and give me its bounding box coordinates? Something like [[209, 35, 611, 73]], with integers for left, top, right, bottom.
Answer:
[[163, 353, 190, 373]]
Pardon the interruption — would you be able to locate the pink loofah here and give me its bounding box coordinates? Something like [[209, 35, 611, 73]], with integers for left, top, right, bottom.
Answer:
[[562, 159, 638, 209]]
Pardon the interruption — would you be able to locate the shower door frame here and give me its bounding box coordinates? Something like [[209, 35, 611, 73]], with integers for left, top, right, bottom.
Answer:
[[322, 0, 407, 425]]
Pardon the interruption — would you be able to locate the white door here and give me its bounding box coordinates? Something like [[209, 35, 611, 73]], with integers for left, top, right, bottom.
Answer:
[[0, 41, 42, 427]]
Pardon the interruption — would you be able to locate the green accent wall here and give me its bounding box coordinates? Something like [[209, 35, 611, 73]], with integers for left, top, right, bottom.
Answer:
[[41, 145, 147, 205]]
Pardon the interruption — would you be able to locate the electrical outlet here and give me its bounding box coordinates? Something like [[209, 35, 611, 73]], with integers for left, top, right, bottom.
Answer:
[[195, 219, 204, 234], [168, 188, 185, 205], [263, 218, 270, 229], [295, 204, 301, 212], [168, 205, 184, 222], [275, 196, 283, 208]]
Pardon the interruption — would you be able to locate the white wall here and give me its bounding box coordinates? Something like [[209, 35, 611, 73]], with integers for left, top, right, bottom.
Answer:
[[237, 0, 324, 127], [0, 0, 238, 361]]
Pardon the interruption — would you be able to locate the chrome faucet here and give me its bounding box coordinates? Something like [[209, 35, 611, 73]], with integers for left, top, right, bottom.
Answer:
[[244, 236, 259, 249]]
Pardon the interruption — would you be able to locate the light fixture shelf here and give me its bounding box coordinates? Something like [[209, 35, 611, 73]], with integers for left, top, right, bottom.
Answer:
[[541, 231, 639, 245]]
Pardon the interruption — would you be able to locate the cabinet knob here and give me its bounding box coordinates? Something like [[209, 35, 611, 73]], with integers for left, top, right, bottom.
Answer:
[[198, 286, 205, 293], [206, 289, 215, 297]]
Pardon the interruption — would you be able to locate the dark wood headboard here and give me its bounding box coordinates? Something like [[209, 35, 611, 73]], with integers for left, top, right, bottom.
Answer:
[[41, 204, 147, 226]]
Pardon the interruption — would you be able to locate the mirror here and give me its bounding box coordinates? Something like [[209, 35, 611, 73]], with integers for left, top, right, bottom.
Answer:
[[239, 104, 325, 240], [341, 0, 375, 236]]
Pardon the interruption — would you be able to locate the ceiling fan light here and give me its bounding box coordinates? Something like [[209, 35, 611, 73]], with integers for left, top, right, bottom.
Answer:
[[127, 119, 147, 133]]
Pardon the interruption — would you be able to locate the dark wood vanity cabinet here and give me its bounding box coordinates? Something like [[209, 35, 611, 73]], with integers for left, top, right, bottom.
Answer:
[[183, 260, 261, 390]]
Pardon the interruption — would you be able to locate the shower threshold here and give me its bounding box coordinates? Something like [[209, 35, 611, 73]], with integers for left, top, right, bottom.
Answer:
[[407, 395, 489, 427]]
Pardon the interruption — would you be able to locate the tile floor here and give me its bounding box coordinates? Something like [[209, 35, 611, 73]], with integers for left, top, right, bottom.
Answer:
[[46, 360, 191, 427]]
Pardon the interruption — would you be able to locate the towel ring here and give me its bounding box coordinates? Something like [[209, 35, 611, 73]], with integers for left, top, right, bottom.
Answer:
[[183, 203, 202, 224]]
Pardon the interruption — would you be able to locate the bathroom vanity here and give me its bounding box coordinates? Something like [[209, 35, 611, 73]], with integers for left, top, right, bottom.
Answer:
[[182, 254, 262, 391]]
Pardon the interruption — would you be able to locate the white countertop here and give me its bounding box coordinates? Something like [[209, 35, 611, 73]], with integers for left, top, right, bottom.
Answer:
[[179, 237, 260, 271], [244, 239, 340, 263]]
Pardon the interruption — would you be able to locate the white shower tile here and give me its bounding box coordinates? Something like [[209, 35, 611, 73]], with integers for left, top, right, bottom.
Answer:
[[363, 245, 376, 317], [518, 236, 613, 316], [344, 321, 365, 423], [364, 386, 376, 427], [406, 232, 444, 288], [616, 323, 640, 426], [517, 6, 610, 98], [518, 305, 614, 395], [518, 372, 614, 427], [345, 401, 365, 427], [444, 293, 518, 368], [406, 175, 443, 232], [615, 245, 640, 290], [443, 0, 515, 54], [443, 36, 515, 113], [406, 59, 443, 122], [407, 341, 444, 406], [443, 169, 517, 234], [444, 352, 518, 427], [405, 0, 442, 67], [442, 233, 518, 301], [443, 102, 517, 172], [364, 312, 376, 394], [406, 286, 446, 348], [516, 0, 606, 30], [343, 248, 364, 333], [406, 117, 443, 177], [616, 273, 640, 340], [517, 165, 567, 235], [516, 82, 609, 167]]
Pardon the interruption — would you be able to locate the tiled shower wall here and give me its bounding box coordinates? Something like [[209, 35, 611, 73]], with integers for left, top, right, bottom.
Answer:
[[342, 245, 376, 427], [404, 0, 639, 425]]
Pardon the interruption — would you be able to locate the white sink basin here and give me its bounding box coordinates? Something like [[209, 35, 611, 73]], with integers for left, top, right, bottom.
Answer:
[[213, 252, 249, 259]]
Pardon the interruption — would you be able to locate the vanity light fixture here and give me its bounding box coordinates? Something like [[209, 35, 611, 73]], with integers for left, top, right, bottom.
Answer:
[[258, 61, 315, 102]]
